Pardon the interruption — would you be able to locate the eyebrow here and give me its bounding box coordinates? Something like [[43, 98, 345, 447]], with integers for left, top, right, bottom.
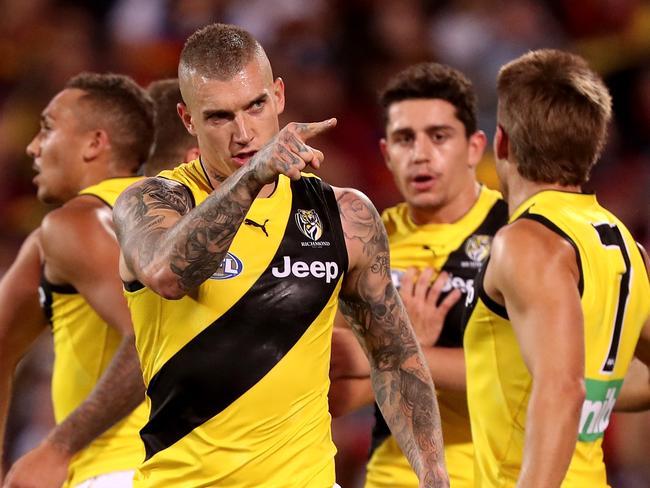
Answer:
[[389, 124, 456, 136], [202, 93, 269, 121]]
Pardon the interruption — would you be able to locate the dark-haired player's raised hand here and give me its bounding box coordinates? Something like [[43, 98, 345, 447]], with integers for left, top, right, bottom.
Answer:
[[399, 268, 461, 347], [251, 119, 337, 183]]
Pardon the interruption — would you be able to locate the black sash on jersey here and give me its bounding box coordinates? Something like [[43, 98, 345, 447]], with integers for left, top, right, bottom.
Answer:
[[140, 177, 348, 460]]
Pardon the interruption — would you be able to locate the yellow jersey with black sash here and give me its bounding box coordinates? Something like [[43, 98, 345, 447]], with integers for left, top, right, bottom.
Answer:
[[464, 190, 650, 487], [125, 159, 348, 487], [39, 177, 147, 487], [365, 186, 507, 488]]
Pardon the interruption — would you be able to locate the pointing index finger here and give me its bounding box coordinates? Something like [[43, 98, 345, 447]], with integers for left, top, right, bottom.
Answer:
[[294, 118, 337, 141]]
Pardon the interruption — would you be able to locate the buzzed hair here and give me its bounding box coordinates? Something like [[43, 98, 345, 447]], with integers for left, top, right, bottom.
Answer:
[[497, 49, 612, 186], [379, 62, 478, 137], [145, 78, 197, 176], [179, 23, 264, 81], [66, 72, 154, 173]]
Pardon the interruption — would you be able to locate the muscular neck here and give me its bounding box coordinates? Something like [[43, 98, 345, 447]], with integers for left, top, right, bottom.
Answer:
[[408, 181, 481, 225]]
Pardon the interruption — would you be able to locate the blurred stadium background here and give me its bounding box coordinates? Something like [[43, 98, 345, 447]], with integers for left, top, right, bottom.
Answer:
[[1, 0, 648, 486]]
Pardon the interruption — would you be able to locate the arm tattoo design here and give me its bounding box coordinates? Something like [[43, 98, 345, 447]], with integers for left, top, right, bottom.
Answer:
[[115, 172, 262, 293], [337, 190, 448, 487]]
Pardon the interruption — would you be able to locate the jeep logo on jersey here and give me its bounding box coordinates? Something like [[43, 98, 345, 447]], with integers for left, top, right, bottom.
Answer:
[[295, 209, 323, 241], [272, 256, 339, 283], [209, 252, 243, 280], [465, 235, 492, 263]]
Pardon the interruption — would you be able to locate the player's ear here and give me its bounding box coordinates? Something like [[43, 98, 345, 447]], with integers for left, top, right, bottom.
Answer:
[[494, 125, 509, 161], [82, 129, 110, 162], [379, 138, 393, 171], [178, 103, 196, 136], [273, 77, 285, 116], [467, 130, 487, 170]]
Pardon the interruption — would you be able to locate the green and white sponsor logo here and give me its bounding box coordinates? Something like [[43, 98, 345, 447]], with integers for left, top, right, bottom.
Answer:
[[578, 378, 623, 442]]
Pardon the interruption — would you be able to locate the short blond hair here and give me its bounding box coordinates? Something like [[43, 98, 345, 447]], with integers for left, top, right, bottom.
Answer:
[[497, 49, 612, 186]]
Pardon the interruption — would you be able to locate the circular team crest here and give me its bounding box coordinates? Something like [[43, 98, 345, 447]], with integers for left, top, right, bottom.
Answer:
[[465, 235, 492, 263], [295, 209, 323, 241]]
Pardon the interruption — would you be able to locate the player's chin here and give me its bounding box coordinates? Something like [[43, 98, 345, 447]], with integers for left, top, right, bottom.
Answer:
[[37, 188, 60, 205]]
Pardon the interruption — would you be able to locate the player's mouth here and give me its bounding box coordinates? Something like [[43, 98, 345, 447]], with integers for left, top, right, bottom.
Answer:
[[232, 151, 257, 166], [409, 173, 438, 191], [32, 163, 41, 184]]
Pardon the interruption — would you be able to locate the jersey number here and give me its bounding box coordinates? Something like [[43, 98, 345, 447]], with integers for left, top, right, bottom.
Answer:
[[593, 223, 631, 373]]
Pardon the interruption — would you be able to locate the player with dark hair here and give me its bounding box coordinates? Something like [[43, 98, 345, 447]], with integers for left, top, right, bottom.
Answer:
[[329, 62, 507, 488], [143, 78, 199, 176], [113, 23, 449, 487], [0, 73, 154, 488], [464, 49, 650, 487]]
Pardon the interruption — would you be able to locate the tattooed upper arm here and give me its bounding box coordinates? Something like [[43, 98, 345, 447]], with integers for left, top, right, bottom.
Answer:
[[335, 187, 418, 369], [114, 177, 193, 277]]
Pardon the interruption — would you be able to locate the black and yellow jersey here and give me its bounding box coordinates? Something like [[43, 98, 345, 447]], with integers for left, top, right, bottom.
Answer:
[[125, 159, 348, 487], [366, 186, 507, 488], [39, 177, 146, 487], [464, 190, 650, 487]]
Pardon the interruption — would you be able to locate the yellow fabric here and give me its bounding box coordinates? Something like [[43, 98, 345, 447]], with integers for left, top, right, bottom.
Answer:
[[464, 190, 650, 487], [49, 177, 146, 487], [366, 186, 504, 488], [127, 159, 342, 487], [78, 176, 142, 206]]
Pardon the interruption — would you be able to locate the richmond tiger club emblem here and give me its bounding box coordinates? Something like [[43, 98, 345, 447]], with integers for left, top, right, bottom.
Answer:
[[465, 235, 492, 264], [295, 209, 330, 247]]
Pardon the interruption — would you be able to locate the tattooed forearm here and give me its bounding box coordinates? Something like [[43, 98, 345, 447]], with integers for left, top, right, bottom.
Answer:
[[115, 170, 262, 293], [340, 284, 448, 487], [337, 188, 448, 487]]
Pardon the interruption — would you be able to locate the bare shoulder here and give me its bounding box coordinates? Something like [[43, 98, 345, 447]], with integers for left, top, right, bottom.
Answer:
[[41, 196, 109, 243], [490, 219, 579, 293], [39, 198, 119, 269], [332, 186, 386, 253], [332, 186, 390, 297]]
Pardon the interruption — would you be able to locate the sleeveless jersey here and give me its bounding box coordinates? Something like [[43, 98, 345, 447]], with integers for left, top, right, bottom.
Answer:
[[366, 186, 507, 488], [464, 190, 650, 487], [125, 159, 348, 487], [39, 176, 146, 487]]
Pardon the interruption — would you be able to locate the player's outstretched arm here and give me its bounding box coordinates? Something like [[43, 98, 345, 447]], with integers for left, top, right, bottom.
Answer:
[[114, 119, 336, 299], [488, 221, 585, 488], [336, 188, 449, 488], [0, 230, 48, 482], [4, 201, 145, 488]]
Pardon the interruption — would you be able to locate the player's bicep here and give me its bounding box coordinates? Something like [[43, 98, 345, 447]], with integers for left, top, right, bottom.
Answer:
[[496, 223, 584, 379], [113, 177, 193, 275], [335, 187, 418, 367]]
